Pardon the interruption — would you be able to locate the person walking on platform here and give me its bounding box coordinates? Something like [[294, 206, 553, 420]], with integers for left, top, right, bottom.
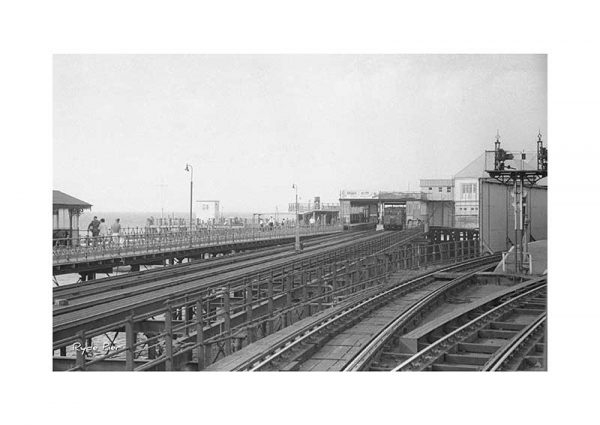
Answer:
[[111, 218, 122, 246], [98, 218, 108, 246], [88, 216, 100, 246]]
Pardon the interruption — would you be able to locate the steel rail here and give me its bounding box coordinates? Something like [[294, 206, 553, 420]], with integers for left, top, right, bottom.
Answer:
[[54, 230, 413, 316], [483, 313, 546, 371], [342, 261, 496, 371], [53, 230, 422, 347], [53, 231, 355, 297], [234, 255, 498, 371], [391, 282, 547, 372], [53, 231, 367, 304]]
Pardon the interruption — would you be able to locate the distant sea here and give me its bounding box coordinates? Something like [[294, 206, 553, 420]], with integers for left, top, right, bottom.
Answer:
[[78, 211, 263, 230]]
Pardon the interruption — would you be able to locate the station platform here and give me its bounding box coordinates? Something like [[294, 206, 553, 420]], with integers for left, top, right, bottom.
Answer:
[[53, 225, 342, 276], [493, 240, 547, 275]]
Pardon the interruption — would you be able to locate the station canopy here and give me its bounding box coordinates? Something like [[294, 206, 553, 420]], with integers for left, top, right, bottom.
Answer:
[[53, 190, 92, 209]]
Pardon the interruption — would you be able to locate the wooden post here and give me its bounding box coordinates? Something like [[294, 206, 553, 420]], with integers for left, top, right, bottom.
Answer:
[[286, 274, 293, 326], [223, 290, 232, 355], [301, 270, 309, 317], [184, 295, 190, 337], [165, 303, 173, 371], [76, 330, 86, 371], [317, 267, 324, 311], [125, 312, 135, 371], [332, 266, 338, 304], [195, 298, 205, 370], [267, 273, 274, 334], [245, 284, 254, 343]]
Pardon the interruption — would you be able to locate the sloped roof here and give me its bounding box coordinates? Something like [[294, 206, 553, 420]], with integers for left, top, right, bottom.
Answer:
[[53, 190, 92, 209], [454, 153, 488, 179]]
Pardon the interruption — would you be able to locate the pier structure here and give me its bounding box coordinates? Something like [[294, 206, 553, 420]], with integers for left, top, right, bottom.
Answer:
[[52, 226, 481, 371], [53, 223, 343, 280]]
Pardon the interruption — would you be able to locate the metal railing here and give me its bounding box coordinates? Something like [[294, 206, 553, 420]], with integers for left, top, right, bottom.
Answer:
[[53, 224, 343, 264], [54, 229, 486, 371]]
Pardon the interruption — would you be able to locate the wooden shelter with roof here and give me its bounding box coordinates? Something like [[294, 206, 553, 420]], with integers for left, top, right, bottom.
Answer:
[[53, 190, 92, 245]]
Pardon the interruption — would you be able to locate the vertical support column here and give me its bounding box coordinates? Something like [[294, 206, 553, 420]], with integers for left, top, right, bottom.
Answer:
[[332, 265, 338, 304], [223, 290, 232, 355], [245, 284, 254, 344], [317, 267, 323, 312], [76, 330, 86, 371], [184, 295, 190, 337], [125, 312, 135, 371], [286, 273, 293, 326], [165, 303, 173, 371], [301, 271, 309, 317], [267, 273, 274, 334], [195, 298, 205, 370], [416, 245, 420, 269]]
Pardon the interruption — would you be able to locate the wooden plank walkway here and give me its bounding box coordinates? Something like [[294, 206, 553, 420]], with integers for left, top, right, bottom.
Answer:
[[206, 267, 441, 371]]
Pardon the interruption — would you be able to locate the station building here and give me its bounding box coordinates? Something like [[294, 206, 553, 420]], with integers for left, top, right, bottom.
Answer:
[[53, 190, 92, 245], [453, 153, 488, 229], [417, 179, 455, 227], [338, 190, 427, 227], [196, 200, 220, 225], [337, 146, 547, 241], [288, 196, 340, 225]]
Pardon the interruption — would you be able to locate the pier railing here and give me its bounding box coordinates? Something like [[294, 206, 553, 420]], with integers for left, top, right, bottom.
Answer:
[[52, 224, 343, 264]]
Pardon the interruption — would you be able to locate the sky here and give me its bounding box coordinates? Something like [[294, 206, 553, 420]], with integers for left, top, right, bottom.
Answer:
[[53, 54, 547, 213]]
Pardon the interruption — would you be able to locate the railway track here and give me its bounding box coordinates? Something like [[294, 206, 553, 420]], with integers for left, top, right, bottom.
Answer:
[[53, 231, 361, 302], [53, 229, 423, 347], [228, 255, 501, 371], [389, 282, 547, 371]]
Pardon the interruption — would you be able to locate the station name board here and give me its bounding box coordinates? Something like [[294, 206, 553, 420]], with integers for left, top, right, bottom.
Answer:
[[340, 190, 378, 199]]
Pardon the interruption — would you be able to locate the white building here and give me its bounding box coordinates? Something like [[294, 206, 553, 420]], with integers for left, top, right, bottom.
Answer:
[[196, 200, 220, 224], [453, 153, 488, 228]]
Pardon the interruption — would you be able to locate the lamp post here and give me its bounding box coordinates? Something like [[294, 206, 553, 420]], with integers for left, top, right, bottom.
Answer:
[[292, 184, 300, 252], [185, 163, 193, 245]]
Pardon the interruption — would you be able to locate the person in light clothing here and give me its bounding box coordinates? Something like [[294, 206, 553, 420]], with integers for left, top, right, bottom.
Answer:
[[111, 218, 122, 245], [98, 218, 109, 246]]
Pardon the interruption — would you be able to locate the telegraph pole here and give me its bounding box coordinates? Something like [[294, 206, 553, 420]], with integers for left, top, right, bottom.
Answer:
[[185, 164, 194, 246], [292, 184, 301, 252]]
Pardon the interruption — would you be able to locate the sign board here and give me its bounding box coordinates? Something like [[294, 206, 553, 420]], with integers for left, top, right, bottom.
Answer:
[[340, 190, 378, 200]]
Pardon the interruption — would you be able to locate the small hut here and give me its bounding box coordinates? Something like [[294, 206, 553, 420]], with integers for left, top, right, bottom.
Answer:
[[53, 190, 92, 246]]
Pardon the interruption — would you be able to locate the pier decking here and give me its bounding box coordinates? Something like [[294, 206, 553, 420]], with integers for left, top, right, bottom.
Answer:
[[53, 224, 343, 277]]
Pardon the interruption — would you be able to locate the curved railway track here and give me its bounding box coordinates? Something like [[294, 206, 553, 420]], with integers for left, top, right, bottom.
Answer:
[[390, 282, 547, 371], [229, 255, 501, 371]]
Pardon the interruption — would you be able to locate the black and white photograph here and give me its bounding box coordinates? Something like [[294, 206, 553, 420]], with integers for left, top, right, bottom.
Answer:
[[4, 1, 599, 423], [52, 54, 547, 372]]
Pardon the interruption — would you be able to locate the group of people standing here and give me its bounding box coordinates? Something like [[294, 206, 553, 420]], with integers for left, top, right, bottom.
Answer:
[[87, 216, 122, 245], [258, 216, 290, 230]]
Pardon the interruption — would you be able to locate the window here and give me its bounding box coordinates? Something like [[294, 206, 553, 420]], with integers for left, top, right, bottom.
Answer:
[[447, 187, 452, 192], [428, 187, 432, 191], [461, 183, 477, 200], [438, 187, 442, 192]]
